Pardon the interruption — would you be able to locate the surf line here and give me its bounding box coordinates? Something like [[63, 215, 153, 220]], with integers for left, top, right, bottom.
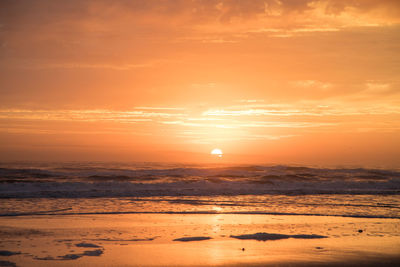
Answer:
[[1, 210, 399, 219]]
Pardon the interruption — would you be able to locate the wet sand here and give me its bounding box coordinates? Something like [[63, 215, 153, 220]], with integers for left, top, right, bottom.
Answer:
[[0, 214, 399, 266]]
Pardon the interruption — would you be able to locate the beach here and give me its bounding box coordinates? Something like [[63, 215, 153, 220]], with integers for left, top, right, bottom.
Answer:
[[1, 162, 399, 266], [1, 213, 399, 266]]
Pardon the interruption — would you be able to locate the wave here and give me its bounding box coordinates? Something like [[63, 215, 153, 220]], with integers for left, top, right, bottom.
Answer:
[[1, 178, 400, 198], [1, 163, 400, 198]]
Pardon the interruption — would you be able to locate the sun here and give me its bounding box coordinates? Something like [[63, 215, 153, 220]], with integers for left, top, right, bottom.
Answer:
[[211, 148, 223, 158]]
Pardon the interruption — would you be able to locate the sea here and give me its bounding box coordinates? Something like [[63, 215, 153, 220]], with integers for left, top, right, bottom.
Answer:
[[1, 161, 399, 219]]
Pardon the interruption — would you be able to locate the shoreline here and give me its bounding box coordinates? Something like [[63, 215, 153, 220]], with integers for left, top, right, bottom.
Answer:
[[1, 210, 400, 220], [1, 213, 399, 266]]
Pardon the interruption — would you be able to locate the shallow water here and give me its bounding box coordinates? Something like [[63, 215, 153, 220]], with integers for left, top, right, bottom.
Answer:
[[1, 195, 400, 219]]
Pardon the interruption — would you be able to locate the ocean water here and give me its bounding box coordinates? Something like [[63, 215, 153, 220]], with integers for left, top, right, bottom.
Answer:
[[1, 162, 399, 219]]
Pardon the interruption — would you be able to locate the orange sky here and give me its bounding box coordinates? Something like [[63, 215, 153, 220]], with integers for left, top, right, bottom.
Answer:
[[0, 0, 399, 167]]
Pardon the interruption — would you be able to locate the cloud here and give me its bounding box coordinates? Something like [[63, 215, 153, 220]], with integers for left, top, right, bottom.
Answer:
[[2, 1, 399, 34], [0, 109, 186, 122], [203, 99, 400, 117], [239, 121, 337, 128], [18, 62, 153, 70], [1, 99, 399, 144], [134, 107, 186, 110], [365, 81, 392, 94], [202, 108, 305, 116], [237, 99, 265, 103], [290, 80, 333, 90], [1, 0, 399, 75]]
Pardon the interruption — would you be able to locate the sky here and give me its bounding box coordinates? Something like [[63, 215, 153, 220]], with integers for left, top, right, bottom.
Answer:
[[0, 0, 399, 167]]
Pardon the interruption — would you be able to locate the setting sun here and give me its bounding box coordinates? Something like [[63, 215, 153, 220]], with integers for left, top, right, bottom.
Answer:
[[211, 148, 223, 158]]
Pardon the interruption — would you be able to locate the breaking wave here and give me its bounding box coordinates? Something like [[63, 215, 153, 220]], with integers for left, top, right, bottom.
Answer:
[[1, 162, 399, 198]]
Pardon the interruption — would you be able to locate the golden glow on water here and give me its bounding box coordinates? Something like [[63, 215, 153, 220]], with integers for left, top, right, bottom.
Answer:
[[212, 206, 223, 212]]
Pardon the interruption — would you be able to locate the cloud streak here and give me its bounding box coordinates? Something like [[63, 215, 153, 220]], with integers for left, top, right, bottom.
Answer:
[[0, 109, 186, 122]]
